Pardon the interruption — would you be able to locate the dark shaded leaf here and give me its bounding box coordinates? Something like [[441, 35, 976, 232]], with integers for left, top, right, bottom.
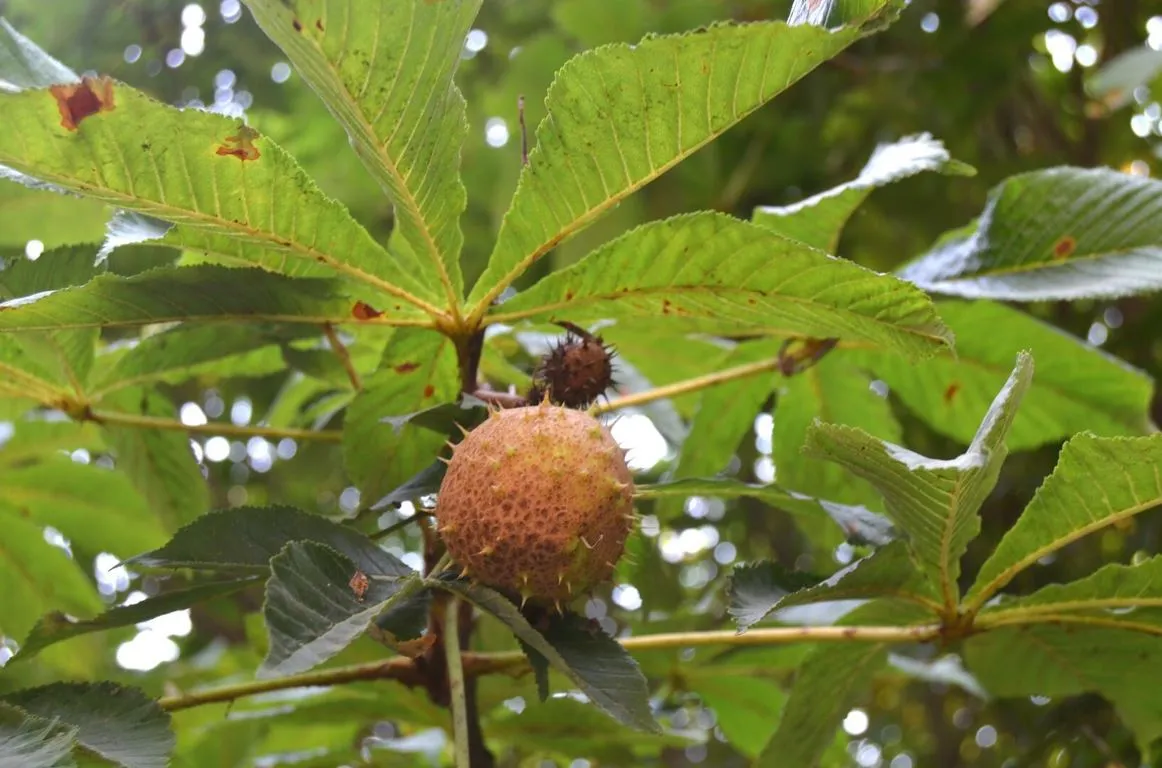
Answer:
[[128, 505, 397, 575], [14, 578, 258, 662], [728, 562, 822, 631], [261, 541, 418, 677], [370, 459, 447, 511], [429, 580, 659, 733], [3, 683, 174, 768], [379, 393, 489, 435], [0, 701, 76, 768]]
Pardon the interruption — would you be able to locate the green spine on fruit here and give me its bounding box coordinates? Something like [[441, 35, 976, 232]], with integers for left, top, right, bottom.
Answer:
[[435, 403, 634, 603]]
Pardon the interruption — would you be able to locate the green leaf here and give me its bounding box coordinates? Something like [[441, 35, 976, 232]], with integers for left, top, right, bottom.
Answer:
[[129, 505, 393, 575], [755, 641, 888, 767], [978, 557, 1162, 627], [0, 458, 166, 554], [489, 213, 952, 358], [671, 338, 778, 481], [3, 683, 174, 768], [342, 328, 459, 504], [730, 542, 939, 631], [429, 580, 660, 733], [0, 80, 437, 311], [0, 266, 365, 332], [805, 352, 1033, 606], [469, 2, 905, 307], [100, 387, 209, 529], [244, 0, 482, 307], [754, 133, 974, 252], [1088, 45, 1162, 110], [92, 324, 312, 394], [14, 578, 258, 662], [0, 17, 77, 90], [773, 354, 901, 507], [635, 477, 896, 545], [727, 562, 822, 631], [855, 300, 1154, 451], [965, 626, 1162, 748], [899, 167, 1162, 301], [685, 674, 785, 758], [0, 513, 102, 641], [261, 540, 416, 677], [0, 701, 77, 768], [966, 434, 1162, 610]]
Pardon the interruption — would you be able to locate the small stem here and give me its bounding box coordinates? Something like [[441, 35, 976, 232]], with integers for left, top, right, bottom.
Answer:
[[518, 95, 528, 166], [591, 358, 780, 416], [470, 389, 527, 409], [445, 598, 471, 767], [323, 323, 362, 391], [87, 409, 342, 443], [158, 623, 938, 713]]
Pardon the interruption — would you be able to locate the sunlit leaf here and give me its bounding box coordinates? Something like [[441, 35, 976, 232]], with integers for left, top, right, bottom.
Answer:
[[966, 434, 1162, 610], [469, 1, 906, 307], [3, 683, 174, 768], [489, 213, 952, 358], [0, 78, 438, 311], [244, 0, 482, 308], [853, 300, 1155, 451], [806, 353, 1033, 606], [754, 133, 973, 252], [900, 167, 1162, 301]]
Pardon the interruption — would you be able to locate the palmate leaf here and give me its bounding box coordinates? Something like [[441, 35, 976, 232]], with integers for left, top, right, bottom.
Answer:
[[261, 540, 417, 678], [0, 73, 439, 313], [899, 167, 1162, 301], [467, 1, 906, 309], [852, 300, 1155, 451], [488, 212, 952, 358], [244, 0, 481, 307], [773, 354, 901, 507], [754, 133, 974, 252], [806, 353, 1033, 607], [965, 434, 1162, 611], [2, 683, 174, 768], [965, 626, 1162, 749], [342, 328, 459, 504]]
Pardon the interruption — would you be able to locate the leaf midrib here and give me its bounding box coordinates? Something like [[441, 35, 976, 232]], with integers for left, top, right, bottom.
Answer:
[[281, 9, 462, 317], [486, 284, 949, 348], [924, 241, 1162, 284]]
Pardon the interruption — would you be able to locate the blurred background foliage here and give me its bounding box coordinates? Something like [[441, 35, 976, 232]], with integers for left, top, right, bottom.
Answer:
[[1, 0, 1161, 766]]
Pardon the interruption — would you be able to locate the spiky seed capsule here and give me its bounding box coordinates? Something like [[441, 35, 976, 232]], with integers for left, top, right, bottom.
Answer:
[[529, 331, 616, 409], [435, 405, 634, 604]]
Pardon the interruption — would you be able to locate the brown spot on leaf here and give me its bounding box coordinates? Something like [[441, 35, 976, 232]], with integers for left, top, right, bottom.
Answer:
[[215, 124, 261, 161], [661, 299, 671, 315], [394, 362, 420, 374], [944, 382, 961, 403], [1053, 236, 1076, 259], [292, 18, 303, 31], [423, 385, 435, 398], [50, 76, 115, 131], [348, 570, 370, 601], [315, 19, 325, 31], [564, 291, 574, 301], [351, 300, 383, 320]]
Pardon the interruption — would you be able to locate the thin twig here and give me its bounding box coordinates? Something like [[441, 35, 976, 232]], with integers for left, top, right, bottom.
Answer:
[[156, 623, 939, 712], [518, 95, 528, 166], [87, 409, 342, 443], [323, 323, 362, 391], [445, 598, 471, 767], [590, 358, 781, 415]]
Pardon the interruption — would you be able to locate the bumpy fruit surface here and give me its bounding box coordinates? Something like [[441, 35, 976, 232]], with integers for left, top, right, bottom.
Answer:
[[436, 404, 634, 603]]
